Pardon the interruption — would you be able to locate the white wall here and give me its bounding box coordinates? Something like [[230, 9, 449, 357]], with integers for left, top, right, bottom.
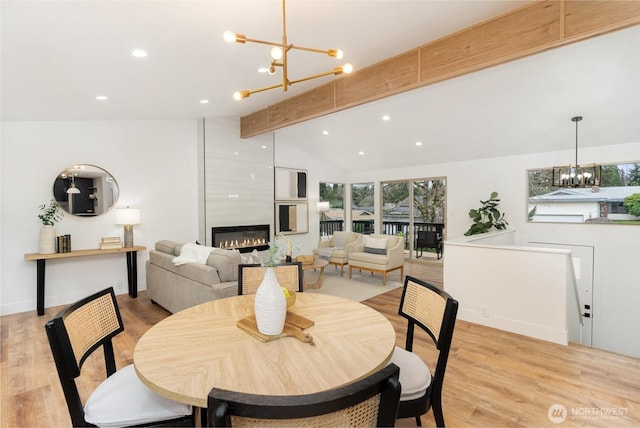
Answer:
[[347, 141, 640, 358], [0, 120, 199, 315]]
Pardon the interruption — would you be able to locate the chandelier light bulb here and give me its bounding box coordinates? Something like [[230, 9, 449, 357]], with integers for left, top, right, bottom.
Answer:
[[233, 90, 250, 100], [270, 46, 283, 60], [335, 49, 344, 59], [342, 63, 353, 74], [223, 31, 236, 43]]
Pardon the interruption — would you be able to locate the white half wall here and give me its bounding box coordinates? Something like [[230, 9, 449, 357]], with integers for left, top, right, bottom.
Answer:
[[444, 229, 580, 346], [1, 120, 199, 315]]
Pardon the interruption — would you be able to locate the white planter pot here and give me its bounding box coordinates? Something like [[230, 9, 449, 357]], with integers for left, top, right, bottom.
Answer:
[[254, 267, 286, 335], [39, 225, 57, 254]]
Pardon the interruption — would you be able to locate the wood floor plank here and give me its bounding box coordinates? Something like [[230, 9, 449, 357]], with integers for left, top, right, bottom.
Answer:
[[1, 260, 638, 427]]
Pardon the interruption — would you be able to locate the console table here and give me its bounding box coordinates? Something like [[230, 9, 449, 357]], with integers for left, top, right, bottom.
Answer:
[[24, 246, 146, 316]]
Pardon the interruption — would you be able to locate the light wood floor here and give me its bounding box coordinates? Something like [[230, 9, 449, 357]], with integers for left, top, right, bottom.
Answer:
[[2, 260, 639, 427]]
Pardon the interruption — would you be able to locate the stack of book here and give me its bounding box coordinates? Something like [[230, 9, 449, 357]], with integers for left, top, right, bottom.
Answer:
[[57, 235, 72, 253], [100, 237, 122, 249]]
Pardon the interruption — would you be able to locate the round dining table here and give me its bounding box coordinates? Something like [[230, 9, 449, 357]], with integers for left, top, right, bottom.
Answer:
[[134, 292, 396, 408]]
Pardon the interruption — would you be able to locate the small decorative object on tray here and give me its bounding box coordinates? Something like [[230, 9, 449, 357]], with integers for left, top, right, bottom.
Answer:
[[296, 255, 314, 265], [100, 236, 123, 250], [283, 289, 296, 308]]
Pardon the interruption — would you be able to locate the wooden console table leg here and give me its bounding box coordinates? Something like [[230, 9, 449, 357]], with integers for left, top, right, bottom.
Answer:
[[36, 259, 46, 316], [126, 251, 138, 298]]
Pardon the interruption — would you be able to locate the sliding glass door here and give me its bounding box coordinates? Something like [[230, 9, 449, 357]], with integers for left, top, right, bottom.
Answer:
[[382, 177, 446, 261]]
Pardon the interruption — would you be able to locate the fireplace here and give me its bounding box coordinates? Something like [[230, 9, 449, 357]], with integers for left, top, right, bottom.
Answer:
[[212, 225, 270, 253]]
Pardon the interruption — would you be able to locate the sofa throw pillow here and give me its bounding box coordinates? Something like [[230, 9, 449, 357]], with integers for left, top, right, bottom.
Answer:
[[332, 231, 350, 248], [364, 236, 387, 255]]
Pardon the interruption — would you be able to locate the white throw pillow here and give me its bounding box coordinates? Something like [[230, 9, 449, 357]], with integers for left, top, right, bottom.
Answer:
[[364, 236, 387, 255], [332, 231, 350, 248]]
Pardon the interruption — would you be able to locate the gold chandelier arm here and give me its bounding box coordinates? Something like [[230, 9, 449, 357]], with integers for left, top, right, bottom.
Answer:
[[236, 82, 286, 99], [288, 44, 338, 57], [288, 68, 344, 86], [242, 37, 283, 47]]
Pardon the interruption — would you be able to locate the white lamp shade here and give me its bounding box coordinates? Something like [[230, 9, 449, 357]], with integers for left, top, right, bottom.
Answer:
[[317, 201, 330, 213], [115, 208, 141, 225]]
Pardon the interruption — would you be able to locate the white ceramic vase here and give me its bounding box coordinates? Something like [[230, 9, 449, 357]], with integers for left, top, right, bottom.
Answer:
[[254, 267, 286, 335], [39, 225, 57, 254]]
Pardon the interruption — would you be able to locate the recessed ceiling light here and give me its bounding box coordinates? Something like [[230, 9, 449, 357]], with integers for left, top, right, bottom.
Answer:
[[382, 115, 390, 121], [95, 95, 108, 101], [415, 141, 423, 146], [358, 151, 365, 155], [258, 67, 269, 73], [131, 49, 148, 58], [233, 151, 239, 155], [322, 130, 329, 135], [261, 145, 267, 149], [200, 99, 209, 104]]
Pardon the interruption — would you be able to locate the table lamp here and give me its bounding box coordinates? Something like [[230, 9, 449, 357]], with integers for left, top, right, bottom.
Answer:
[[115, 207, 141, 248]]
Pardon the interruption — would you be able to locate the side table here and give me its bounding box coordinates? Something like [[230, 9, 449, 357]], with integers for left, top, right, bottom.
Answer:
[[24, 246, 146, 315], [301, 257, 329, 289]]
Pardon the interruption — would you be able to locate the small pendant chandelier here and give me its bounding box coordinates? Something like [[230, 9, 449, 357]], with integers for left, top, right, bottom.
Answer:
[[552, 116, 601, 188]]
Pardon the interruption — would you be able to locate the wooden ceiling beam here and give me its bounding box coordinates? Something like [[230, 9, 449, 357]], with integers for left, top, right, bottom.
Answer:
[[240, 0, 640, 138]]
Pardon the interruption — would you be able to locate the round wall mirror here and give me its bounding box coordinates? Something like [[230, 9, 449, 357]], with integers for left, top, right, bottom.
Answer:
[[53, 164, 119, 217]]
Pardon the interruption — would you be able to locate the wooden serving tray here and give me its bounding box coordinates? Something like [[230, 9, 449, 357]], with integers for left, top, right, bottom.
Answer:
[[237, 312, 315, 345]]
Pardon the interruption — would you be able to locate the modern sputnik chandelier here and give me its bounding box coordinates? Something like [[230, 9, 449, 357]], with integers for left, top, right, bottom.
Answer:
[[552, 116, 601, 188], [224, 0, 353, 100]]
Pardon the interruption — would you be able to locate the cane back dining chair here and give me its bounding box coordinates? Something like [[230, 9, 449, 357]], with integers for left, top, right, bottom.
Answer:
[[237, 262, 303, 295], [45, 287, 194, 427], [390, 275, 458, 427], [207, 363, 401, 427]]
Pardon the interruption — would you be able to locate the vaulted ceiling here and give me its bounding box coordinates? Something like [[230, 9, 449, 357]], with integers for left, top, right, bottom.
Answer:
[[2, 1, 639, 171]]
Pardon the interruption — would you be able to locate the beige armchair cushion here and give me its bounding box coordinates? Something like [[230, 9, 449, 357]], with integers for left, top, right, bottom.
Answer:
[[348, 234, 404, 285]]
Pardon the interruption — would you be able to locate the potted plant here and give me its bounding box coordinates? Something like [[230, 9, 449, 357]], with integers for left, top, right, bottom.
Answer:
[[464, 191, 508, 236], [38, 200, 63, 254]]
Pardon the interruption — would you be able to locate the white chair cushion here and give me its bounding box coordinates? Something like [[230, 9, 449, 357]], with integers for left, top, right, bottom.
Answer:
[[84, 364, 191, 428], [332, 231, 350, 248], [363, 235, 388, 254], [389, 345, 432, 401]]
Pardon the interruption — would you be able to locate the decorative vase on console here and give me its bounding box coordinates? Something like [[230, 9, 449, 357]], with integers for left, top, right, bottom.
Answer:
[[254, 267, 286, 335], [37, 200, 63, 254]]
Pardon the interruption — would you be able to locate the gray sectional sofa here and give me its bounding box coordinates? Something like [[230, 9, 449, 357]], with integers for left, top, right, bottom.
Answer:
[[146, 240, 241, 313]]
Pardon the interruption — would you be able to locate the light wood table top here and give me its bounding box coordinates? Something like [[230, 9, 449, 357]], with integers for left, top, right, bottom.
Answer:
[[134, 293, 396, 408], [24, 245, 146, 260]]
